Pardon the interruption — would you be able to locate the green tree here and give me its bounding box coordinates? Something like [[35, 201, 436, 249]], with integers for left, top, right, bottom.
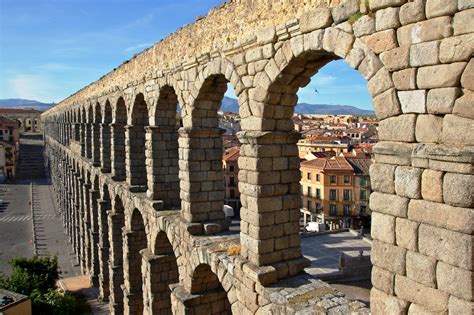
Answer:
[[0, 256, 86, 314]]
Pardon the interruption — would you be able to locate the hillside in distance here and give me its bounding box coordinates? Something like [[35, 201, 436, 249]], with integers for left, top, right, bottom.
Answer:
[[0, 99, 55, 111], [220, 97, 373, 115]]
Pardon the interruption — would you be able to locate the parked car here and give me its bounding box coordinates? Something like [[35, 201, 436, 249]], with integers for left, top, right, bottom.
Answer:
[[305, 222, 326, 233]]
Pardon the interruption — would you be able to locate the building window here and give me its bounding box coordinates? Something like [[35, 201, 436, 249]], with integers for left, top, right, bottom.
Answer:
[[343, 204, 351, 216], [343, 189, 351, 201], [316, 188, 321, 199], [316, 203, 322, 213], [344, 175, 350, 184], [316, 174, 321, 182], [307, 200, 312, 211], [329, 204, 337, 216], [329, 189, 337, 201], [330, 175, 337, 184], [229, 177, 235, 187], [361, 177, 367, 187], [229, 165, 234, 172], [360, 189, 367, 200], [307, 172, 311, 180], [230, 189, 235, 198], [307, 187, 312, 197]]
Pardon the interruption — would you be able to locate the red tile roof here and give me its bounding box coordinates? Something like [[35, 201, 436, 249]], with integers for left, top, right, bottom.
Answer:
[[0, 108, 42, 114], [301, 156, 354, 171]]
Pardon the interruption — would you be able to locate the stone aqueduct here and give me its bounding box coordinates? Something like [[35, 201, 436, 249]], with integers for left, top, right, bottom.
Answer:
[[41, 0, 472, 314]]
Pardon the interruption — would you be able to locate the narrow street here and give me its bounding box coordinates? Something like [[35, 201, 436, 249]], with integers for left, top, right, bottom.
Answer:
[[0, 133, 78, 277]]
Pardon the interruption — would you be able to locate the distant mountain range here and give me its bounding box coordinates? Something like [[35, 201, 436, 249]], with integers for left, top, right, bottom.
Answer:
[[221, 96, 373, 115], [0, 97, 373, 115], [0, 99, 55, 111]]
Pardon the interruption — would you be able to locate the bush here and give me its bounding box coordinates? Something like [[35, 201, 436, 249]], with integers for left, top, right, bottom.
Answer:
[[0, 256, 84, 314], [3, 256, 59, 295]]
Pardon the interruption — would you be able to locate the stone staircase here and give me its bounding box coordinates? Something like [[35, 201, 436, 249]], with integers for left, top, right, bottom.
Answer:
[[16, 135, 46, 180]]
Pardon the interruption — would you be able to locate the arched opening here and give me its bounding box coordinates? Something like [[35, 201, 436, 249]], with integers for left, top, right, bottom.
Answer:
[[180, 74, 241, 233], [80, 107, 87, 157], [98, 184, 111, 301], [148, 85, 181, 208], [86, 105, 93, 159], [123, 208, 147, 314], [111, 97, 127, 181], [108, 195, 125, 313], [144, 231, 179, 314], [295, 59, 374, 304], [101, 100, 113, 173], [92, 102, 102, 166], [188, 264, 231, 314], [126, 93, 149, 192]]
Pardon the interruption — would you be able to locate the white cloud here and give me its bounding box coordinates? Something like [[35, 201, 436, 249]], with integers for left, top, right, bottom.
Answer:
[[6, 74, 56, 102], [312, 74, 336, 86]]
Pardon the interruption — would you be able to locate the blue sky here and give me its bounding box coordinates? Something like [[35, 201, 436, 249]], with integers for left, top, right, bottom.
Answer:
[[0, 0, 372, 110]]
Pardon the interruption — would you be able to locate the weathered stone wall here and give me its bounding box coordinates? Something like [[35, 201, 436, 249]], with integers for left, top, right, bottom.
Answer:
[[43, 0, 473, 313]]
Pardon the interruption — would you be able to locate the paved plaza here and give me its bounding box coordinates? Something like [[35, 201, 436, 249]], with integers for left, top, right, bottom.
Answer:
[[301, 231, 372, 277]]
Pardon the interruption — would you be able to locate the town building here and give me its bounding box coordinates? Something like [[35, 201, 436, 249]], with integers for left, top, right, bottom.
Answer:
[[0, 108, 42, 132], [223, 146, 240, 217], [0, 116, 20, 180], [300, 156, 356, 230]]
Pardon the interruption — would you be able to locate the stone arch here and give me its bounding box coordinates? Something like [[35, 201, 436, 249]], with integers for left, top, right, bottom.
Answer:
[[236, 31, 381, 270], [111, 96, 127, 181], [146, 85, 181, 207], [186, 263, 231, 314], [126, 92, 149, 192], [108, 195, 125, 313], [141, 230, 180, 314], [186, 58, 246, 125], [179, 71, 239, 228], [123, 208, 148, 314]]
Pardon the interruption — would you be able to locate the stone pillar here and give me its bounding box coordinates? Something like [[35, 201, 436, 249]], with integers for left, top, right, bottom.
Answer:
[[97, 200, 110, 301], [89, 189, 100, 287], [100, 123, 112, 173], [82, 183, 92, 275], [178, 127, 226, 234], [85, 122, 92, 159], [170, 284, 230, 315], [125, 124, 147, 192], [141, 249, 179, 314], [122, 229, 145, 315], [145, 126, 180, 208], [91, 123, 101, 166], [108, 212, 124, 315], [79, 123, 86, 157], [73, 123, 80, 142], [111, 123, 126, 181], [237, 131, 308, 278]]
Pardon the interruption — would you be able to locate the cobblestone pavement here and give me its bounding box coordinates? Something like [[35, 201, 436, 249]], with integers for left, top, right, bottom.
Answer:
[[301, 231, 372, 276]]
